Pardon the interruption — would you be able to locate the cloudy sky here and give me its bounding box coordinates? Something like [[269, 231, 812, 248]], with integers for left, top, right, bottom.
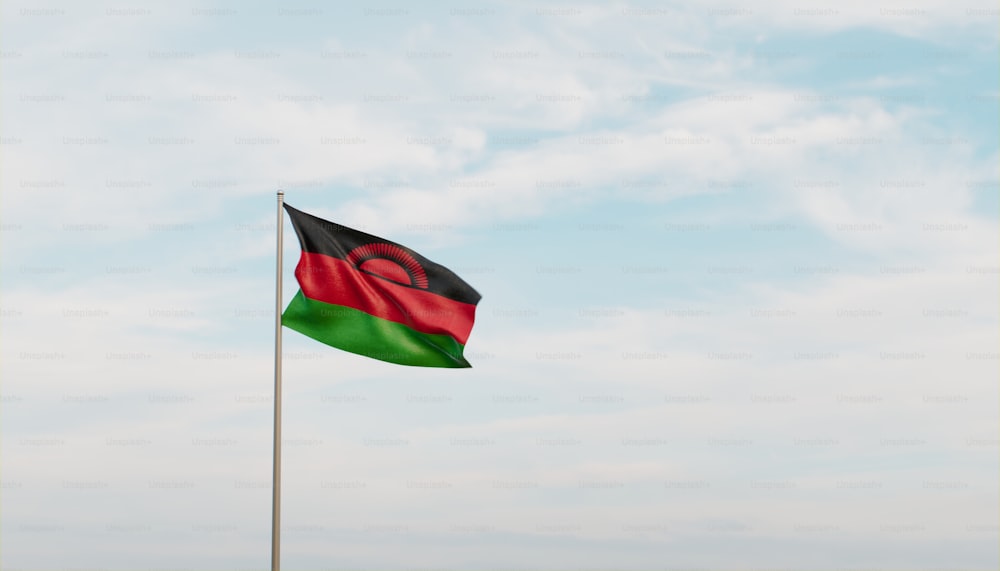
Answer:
[[1, 1, 997, 569]]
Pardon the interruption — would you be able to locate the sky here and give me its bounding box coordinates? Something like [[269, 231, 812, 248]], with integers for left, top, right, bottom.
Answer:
[[1, 1, 998, 569]]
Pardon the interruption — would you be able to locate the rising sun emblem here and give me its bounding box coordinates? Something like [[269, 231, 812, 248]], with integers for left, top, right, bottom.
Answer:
[[346, 242, 429, 288]]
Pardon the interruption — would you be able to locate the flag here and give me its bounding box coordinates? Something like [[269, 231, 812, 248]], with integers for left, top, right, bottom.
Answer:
[[281, 204, 481, 367]]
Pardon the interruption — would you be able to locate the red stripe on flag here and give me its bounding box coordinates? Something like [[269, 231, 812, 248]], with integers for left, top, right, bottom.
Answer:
[[294, 252, 477, 345]]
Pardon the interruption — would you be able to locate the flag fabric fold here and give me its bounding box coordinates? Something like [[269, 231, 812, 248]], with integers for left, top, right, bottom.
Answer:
[[281, 204, 481, 367]]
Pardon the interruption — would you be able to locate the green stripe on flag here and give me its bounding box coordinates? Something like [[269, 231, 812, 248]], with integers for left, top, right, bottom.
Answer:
[[281, 290, 471, 368]]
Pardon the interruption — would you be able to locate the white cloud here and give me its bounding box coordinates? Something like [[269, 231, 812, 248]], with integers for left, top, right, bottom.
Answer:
[[1, 0, 996, 567]]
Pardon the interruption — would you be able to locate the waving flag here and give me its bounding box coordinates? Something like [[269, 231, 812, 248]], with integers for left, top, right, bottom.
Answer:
[[281, 204, 481, 367]]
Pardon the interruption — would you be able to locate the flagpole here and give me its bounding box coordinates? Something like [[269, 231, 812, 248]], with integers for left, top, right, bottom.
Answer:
[[271, 190, 284, 571]]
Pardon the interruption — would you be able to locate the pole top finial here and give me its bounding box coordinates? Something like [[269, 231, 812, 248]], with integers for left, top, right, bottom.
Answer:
[[277, 190, 284, 196]]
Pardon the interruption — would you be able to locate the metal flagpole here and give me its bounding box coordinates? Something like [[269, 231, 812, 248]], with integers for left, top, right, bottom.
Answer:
[[271, 190, 284, 571]]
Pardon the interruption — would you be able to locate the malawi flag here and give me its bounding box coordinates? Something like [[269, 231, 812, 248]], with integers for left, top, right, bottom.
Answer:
[[281, 204, 481, 368]]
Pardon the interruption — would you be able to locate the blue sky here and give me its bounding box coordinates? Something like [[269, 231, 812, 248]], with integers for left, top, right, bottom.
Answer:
[[1, 1, 998, 569]]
